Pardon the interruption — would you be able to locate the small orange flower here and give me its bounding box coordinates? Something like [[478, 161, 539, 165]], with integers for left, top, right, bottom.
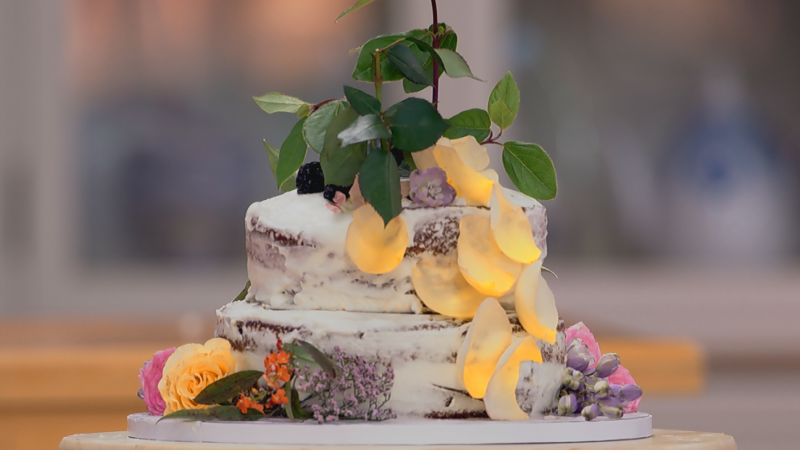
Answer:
[[264, 372, 281, 389], [265, 350, 291, 367], [275, 365, 291, 383], [236, 396, 265, 414], [271, 389, 289, 405]]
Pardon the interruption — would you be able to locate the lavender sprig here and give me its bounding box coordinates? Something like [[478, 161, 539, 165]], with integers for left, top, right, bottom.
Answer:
[[294, 346, 395, 423]]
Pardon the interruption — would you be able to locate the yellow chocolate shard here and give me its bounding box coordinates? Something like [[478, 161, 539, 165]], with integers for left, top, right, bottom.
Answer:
[[490, 183, 541, 264], [457, 215, 521, 297], [514, 260, 558, 344], [483, 336, 542, 421], [412, 148, 439, 171], [411, 254, 487, 319], [455, 298, 513, 399], [433, 143, 494, 207], [345, 204, 409, 274], [450, 136, 490, 171]]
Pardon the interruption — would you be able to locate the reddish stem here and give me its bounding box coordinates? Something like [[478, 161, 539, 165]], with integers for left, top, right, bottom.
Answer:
[[310, 98, 338, 114], [431, 0, 440, 110]]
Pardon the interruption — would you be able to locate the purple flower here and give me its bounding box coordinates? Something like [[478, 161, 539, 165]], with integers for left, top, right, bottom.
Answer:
[[594, 353, 621, 378], [137, 347, 176, 416], [558, 393, 578, 415], [581, 403, 600, 421], [566, 339, 595, 373], [409, 168, 456, 207], [294, 346, 395, 423]]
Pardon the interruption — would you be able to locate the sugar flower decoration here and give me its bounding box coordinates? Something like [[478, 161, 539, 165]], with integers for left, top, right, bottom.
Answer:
[[609, 365, 642, 413], [431, 136, 496, 207], [157, 338, 236, 415], [345, 203, 408, 274], [565, 322, 602, 367], [326, 191, 348, 213], [137, 347, 176, 416], [409, 168, 456, 207]]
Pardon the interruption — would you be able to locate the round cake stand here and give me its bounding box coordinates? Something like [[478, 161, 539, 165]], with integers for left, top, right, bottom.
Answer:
[[60, 429, 737, 450], [127, 413, 653, 446]]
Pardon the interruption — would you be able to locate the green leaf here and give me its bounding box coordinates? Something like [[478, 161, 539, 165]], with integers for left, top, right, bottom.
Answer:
[[286, 387, 313, 421], [296, 103, 311, 118], [440, 30, 458, 51], [302, 100, 347, 154], [400, 35, 447, 93], [402, 37, 443, 67], [488, 72, 520, 130], [435, 48, 482, 81], [502, 142, 557, 200], [192, 370, 265, 405], [343, 85, 381, 116], [489, 102, 515, 132], [275, 117, 308, 191], [264, 140, 279, 176], [253, 93, 307, 114], [444, 108, 491, 142], [359, 147, 402, 225], [160, 405, 262, 422], [336, 0, 376, 22], [352, 30, 428, 83], [338, 114, 391, 147], [320, 107, 367, 186], [233, 280, 251, 302], [285, 340, 338, 378], [386, 44, 432, 86], [384, 98, 449, 152], [264, 140, 296, 192]]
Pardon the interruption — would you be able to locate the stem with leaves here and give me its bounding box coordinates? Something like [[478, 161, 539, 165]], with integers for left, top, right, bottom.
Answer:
[[431, 0, 440, 109], [373, 51, 383, 104]]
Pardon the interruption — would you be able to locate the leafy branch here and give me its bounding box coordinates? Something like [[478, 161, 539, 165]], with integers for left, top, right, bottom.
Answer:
[[254, 0, 557, 227]]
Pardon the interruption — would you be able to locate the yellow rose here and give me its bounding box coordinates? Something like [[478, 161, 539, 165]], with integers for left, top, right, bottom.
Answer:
[[158, 338, 236, 414]]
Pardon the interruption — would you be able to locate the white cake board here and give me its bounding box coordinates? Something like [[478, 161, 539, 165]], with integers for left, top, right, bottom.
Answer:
[[128, 412, 652, 446]]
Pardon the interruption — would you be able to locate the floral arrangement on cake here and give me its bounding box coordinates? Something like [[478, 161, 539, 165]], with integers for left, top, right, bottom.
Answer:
[[138, 0, 642, 423], [138, 338, 395, 422]]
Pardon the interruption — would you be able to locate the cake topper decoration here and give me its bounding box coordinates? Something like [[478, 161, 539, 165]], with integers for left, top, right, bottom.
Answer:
[[255, 0, 557, 226]]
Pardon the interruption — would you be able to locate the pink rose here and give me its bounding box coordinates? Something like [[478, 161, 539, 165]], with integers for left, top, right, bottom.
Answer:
[[137, 347, 176, 415], [609, 365, 641, 413], [565, 322, 602, 368]]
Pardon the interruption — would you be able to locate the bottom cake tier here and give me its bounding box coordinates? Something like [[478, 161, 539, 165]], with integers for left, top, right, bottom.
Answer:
[[215, 300, 567, 419]]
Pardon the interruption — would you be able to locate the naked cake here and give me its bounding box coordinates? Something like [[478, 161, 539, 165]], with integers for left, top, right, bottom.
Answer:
[[133, 0, 644, 434]]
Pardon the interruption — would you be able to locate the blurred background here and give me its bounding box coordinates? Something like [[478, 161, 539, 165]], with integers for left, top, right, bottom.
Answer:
[[1, 0, 799, 449]]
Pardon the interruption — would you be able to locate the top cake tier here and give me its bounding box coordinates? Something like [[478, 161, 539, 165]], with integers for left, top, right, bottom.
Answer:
[[245, 188, 547, 314]]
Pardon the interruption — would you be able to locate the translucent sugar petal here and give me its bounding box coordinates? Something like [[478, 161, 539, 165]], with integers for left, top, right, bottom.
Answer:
[[411, 254, 487, 319], [433, 143, 494, 207], [457, 215, 521, 297], [345, 204, 409, 274], [490, 183, 541, 264], [450, 136, 490, 171], [484, 336, 543, 420], [455, 298, 512, 398], [412, 148, 439, 171], [515, 260, 559, 344]]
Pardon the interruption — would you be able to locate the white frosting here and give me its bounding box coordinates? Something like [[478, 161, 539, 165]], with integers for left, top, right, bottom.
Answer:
[[245, 190, 547, 314], [216, 300, 565, 418], [227, 187, 560, 419]]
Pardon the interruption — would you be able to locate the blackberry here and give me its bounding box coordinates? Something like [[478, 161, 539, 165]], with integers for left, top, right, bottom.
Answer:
[[323, 184, 352, 202], [295, 162, 325, 194]]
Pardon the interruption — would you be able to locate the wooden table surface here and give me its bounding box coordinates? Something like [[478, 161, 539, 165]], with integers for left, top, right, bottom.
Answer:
[[60, 429, 736, 450]]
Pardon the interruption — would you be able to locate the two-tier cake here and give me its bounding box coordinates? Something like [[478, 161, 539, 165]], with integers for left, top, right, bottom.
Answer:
[[130, 0, 645, 443]]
